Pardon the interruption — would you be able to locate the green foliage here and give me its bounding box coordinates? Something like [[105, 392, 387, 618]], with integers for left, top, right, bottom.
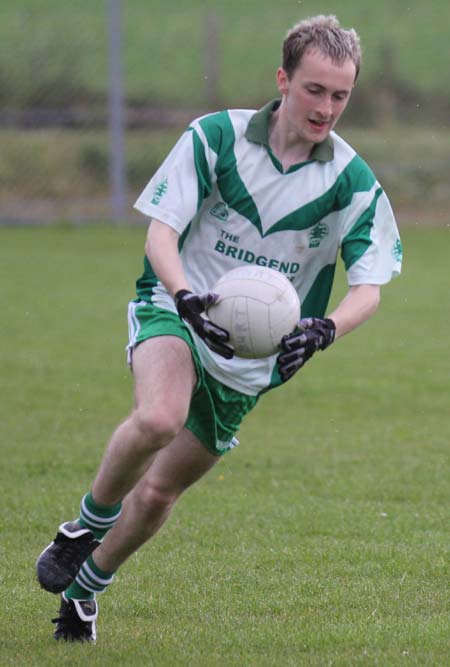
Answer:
[[1, 126, 449, 221], [79, 144, 110, 186], [0, 3, 103, 107], [0, 0, 449, 108], [1, 226, 449, 665]]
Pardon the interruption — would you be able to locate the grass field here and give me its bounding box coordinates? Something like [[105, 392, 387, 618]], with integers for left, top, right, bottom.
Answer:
[[1, 225, 449, 666], [1, 0, 449, 107]]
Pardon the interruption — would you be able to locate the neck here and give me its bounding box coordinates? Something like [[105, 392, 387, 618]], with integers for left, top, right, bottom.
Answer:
[[268, 106, 314, 168]]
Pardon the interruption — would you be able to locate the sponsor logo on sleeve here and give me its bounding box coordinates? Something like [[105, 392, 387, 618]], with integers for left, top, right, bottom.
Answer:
[[392, 238, 403, 261], [151, 178, 168, 205]]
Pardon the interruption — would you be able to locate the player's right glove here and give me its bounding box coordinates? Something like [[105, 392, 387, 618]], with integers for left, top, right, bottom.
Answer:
[[277, 317, 336, 382], [174, 289, 234, 360]]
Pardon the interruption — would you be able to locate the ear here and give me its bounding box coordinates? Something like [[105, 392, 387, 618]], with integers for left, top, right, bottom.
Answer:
[[276, 67, 290, 96]]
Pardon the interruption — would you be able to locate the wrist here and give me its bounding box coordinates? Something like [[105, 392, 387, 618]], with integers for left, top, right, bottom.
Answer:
[[326, 317, 336, 332], [174, 289, 192, 305], [321, 318, 336, 349]]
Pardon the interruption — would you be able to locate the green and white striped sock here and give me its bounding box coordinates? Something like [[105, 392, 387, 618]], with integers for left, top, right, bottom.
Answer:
[[65, 554, 115, 600], [78, 491, 122, 540]]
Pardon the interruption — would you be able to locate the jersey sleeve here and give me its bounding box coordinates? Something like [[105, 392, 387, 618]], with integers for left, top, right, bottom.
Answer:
[[134, 125, 215, 234], [339, 166, 403, 286]]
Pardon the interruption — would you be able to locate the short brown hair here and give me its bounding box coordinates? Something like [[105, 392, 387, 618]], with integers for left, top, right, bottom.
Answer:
[[282, 15, 361, 81]]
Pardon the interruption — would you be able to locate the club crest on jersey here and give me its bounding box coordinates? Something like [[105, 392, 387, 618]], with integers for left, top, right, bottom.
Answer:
[[151, 178, 168, 205], [210, 202, 229, 222], [309, 222, 329, 248]]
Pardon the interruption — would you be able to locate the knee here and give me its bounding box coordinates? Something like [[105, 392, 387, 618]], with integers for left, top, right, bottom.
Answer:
[[136, 480, 178, 515], [132, 408, 185, 449]]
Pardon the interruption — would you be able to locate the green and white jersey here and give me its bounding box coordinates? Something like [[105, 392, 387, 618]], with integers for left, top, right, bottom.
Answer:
[[134, 99, 402, 396]]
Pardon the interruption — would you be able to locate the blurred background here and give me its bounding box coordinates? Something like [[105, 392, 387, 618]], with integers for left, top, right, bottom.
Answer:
[[1, 0, 449, 226]]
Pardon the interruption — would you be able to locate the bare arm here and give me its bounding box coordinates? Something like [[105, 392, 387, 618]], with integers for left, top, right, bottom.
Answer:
[[328, 284, 381, 339], [145, 219, 190, 297], [278, 284, 381, 382], [145, 218, 234, 358]]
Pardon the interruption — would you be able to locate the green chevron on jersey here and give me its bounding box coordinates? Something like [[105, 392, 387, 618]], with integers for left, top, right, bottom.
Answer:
[[134, 100, 401, 397]]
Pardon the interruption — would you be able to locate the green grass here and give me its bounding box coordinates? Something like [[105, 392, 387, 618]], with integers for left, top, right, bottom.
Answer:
[[1, 226, 449, 666], [1, 0, 449, 107]]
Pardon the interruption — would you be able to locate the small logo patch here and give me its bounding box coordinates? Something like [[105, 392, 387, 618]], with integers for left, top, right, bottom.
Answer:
[[309, 222, 329, 248], [392, 238, 403, 262], [151, 178, 168, 205], [216, 436, 239, 453], [210, 202, 229, 222]]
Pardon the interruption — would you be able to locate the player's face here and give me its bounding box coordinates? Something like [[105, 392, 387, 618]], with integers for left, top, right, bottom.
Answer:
[[277, 49, 356, 144]]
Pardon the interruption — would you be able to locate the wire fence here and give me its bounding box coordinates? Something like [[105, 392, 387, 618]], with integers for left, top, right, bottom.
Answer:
[[0, 1, 221, 224], [1, 1, 449, 225]]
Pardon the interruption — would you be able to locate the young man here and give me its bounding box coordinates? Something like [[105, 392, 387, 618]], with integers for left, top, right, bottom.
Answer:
[[37, 15, 402, 642]]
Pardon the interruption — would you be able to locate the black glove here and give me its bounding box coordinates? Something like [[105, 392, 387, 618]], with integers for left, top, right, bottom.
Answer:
[[277, 317, 336, 382], [174, 290, 234, 360]]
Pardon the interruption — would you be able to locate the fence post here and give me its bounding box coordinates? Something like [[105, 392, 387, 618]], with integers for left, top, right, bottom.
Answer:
[[108, 0, 127, 222]]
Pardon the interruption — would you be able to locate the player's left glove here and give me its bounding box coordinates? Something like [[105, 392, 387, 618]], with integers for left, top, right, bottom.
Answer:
[[174, 289, 234, 360], [277, 317, 336, 382]]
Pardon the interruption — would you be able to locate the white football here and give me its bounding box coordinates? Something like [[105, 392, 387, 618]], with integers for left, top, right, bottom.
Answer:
[[206, 266, 300, 359]]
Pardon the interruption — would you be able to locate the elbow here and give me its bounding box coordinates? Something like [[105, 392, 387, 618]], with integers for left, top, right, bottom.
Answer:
[[362, 285, 381, 320], [352, 284, 381, 319]]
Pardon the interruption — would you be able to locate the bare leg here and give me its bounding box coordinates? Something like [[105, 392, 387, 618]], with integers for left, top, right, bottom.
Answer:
[[93, 428, 219, 572], [91, 336, 197, 505]]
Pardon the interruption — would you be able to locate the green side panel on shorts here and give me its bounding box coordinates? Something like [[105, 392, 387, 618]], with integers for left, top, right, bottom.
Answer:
[[187, 372, 258, 450], [184, 385, 218, 456], [198, 111, 263, 236], [341, 186, 383, 270]]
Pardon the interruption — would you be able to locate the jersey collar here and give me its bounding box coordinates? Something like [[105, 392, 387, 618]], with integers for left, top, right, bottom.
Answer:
[[245, 98, 334, 163]]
